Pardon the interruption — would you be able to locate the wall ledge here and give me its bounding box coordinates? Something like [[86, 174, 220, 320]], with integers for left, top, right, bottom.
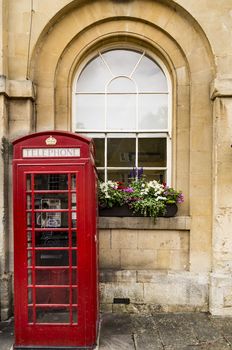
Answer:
[[98, 216, 191, 230]]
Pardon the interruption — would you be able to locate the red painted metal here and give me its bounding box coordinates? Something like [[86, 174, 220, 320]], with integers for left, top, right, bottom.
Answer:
[[13, 131, 98, 349]]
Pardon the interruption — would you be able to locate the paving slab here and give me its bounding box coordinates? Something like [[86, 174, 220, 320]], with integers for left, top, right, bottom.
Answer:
[[1, 313, 232, 350]]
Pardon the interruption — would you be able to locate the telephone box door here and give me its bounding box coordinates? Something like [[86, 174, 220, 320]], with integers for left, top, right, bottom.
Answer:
[[14, 162, 97, 348]]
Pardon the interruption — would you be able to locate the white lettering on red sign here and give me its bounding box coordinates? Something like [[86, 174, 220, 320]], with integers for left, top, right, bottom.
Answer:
[[22, 148, 80, 158]]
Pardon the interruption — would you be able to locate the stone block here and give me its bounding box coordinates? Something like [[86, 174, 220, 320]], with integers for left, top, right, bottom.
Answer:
[[111, 229, 138, 249], [99, 249, 120, 269], [121, 249, 157, 270], [99, 229, 111, 250], [100, 282, 144, 304], [99, 269, 136, 283]]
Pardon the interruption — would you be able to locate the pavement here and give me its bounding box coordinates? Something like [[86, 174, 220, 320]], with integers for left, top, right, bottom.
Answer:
[[1, 312, 232, 350]]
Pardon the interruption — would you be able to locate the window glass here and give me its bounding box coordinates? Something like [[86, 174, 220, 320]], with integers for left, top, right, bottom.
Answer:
[[132, 55, 168, 92], [74, 95, 105, 130], [138, 138, 166, 167], [102, 50, 142, 76], [74, 49, 170, 182], [106, 94, 136, 130], [76, 56, 111, 92], [138, 94, 168, 130], [107, 138, 136, 167]]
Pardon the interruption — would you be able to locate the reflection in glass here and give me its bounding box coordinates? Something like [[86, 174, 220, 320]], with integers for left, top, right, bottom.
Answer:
[[102, 49, 142, 76], [35, 212, 68, 229], [107, 94, 136, 130], [107, 170, 133, 184], [138, 138, 166, 167], [35, 231, 70, 247], [36, 307, 70, 324], [76, 55, 111, 92], [107, 138, 135, 167], [34, 174, 68, 190], [143, 169, 166, 183], [35, 269, 77, 285], [93, 139, 104, 167], [132, 55, 168, 92], [35, 250, 69, 267], [35, 194, 68, 209], [35, 249, 77, 267], [75, 95, 104, 130], [107, 77, 136, 93], [139, 94, 168, 130]]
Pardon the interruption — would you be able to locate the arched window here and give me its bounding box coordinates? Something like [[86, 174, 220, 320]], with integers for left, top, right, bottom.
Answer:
[[73, 49, 171, 183]]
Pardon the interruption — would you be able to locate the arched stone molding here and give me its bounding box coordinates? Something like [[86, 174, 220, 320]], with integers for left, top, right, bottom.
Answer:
[[30, 0, 215, 276]]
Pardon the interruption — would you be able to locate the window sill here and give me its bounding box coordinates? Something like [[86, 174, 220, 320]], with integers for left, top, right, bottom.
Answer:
[[98, 216, 191, 230]]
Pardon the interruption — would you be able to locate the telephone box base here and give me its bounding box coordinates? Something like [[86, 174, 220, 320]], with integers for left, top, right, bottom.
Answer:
[[14, 346, 96, 350]]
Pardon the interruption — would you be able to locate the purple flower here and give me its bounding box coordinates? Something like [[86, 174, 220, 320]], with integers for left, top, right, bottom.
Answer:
[[123, 187, 134, 193]]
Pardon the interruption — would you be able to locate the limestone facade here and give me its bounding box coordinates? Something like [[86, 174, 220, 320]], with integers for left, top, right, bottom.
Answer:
[[0, 0, 232, 319]]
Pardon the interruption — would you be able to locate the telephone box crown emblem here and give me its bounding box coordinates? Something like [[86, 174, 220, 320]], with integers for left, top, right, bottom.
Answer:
[[45, 135, 57, 145]]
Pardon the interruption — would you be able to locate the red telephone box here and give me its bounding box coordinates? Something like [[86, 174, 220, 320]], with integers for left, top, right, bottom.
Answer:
[[13, 131, 99, 349]]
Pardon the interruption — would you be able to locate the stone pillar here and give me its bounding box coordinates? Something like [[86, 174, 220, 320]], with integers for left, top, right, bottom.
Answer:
[[210, 78, 232, 315]]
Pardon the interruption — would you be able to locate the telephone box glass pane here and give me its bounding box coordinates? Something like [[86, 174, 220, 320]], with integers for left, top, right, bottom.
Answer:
[[35, 231, 69, 247], [28, 288, 33, 304], [27, 213, 32, 228], [35, 250, 69, 266], [35, 194, 68, 209], [71, 174, 76, 190], [35, 250, 77, 266], [35, 288, 69, 304], [27, 231, 32, 247], [35, 269, 77, 285], [35, 212, 68, 228], [27, 195, 32, 209], [36, 307, 70, 324], [34, 174, 68, 190], [26, 174, 31, 190]]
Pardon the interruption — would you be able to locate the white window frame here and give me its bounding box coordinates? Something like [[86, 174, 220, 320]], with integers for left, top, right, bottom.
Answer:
[[72, 48, 172, 184]]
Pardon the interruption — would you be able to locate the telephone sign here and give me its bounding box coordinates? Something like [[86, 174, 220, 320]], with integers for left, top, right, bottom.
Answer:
[[13, 131, 99, 349]]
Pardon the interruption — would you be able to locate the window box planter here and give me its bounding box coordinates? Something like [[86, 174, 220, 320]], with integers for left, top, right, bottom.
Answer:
[[99, 203, 178, 218]]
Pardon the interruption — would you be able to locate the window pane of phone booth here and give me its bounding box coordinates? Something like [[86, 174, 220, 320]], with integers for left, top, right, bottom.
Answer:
[[36, 307, 70, 324], [71, 174, 76, 190], [27, 231, 32, 247], [35, 250, 77, 266], [35, 231, 70, 247], [35, 212, 69, 228], [35, 288, 70, 304], [35, 194, 69, 209], [27, 213, 32, 228], [27, 250, 32, 266], [28, 269, 32, 285], [26, 174, 31, 190], [26, 194, 32, 209], [35, 269, 77, 285], [28, 288, 33, 304], [34, 174, 68, 190]]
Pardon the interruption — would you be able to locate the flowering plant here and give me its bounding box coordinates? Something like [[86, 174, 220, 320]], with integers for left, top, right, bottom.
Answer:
[[98, 175, 184, 219]]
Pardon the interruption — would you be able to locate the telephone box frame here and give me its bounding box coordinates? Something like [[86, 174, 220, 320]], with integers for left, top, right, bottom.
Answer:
[[12, 131, 99, 350]]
